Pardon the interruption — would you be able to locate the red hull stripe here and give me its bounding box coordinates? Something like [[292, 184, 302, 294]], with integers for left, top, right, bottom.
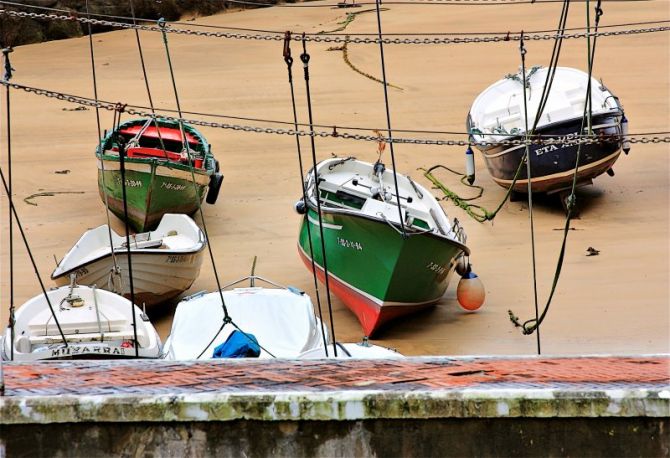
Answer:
[[298, 246, 434, 336]]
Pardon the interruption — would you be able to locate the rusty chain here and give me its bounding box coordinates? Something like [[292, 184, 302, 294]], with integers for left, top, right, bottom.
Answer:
[[2, 80, 669, 147]]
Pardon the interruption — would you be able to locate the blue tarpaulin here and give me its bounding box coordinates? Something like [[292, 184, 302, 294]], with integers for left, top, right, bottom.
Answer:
[[212, 330, 261, 358]]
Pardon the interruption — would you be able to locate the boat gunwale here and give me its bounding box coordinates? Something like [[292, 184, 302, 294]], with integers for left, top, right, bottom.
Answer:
[[50, 241, 207, 281], [302, 199, 470, 257], [467, 108, 624, 148]]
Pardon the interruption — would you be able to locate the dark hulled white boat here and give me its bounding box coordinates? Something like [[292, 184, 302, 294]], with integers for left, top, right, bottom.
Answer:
[[467, 66, 628, 194]]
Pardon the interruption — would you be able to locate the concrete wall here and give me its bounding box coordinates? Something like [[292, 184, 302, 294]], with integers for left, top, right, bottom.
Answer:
[[2, 418, 668, 457]]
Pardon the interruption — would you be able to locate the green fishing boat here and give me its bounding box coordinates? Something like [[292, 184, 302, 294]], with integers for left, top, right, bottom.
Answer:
[[296, 157, 472, 337], [96, 118, 223, 232]]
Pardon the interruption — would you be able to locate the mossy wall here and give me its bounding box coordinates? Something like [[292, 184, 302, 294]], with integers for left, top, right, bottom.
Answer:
[[2, 417, 668, 457]]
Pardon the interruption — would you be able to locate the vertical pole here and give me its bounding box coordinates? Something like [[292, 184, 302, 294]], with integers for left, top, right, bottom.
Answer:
[[374, 0, 406, 238], [2, 47, 14, 360], [519, 34, 541, 355], [116, 130, 140, 358]]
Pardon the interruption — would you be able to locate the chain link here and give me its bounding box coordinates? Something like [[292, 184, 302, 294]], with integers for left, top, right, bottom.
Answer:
[[1, 8, 668, 45], [2, 80, 669, 146]]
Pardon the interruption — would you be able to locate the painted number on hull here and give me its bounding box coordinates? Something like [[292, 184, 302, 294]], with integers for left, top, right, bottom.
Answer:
[[161, 182, 187, 191], [115, 176, 142, 188], [426, 262, 446, 275], [166, 255, 189, 264], [50, 346, 125, 357], [337, 237, 363, 251]]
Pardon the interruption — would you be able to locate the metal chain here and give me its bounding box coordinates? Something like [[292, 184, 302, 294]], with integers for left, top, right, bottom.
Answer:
[[2, 80, 668, 146], [0, 8, 668, 44]]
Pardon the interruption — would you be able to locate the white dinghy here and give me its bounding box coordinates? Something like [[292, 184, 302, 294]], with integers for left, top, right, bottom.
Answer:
[[299, 341, 404, 359], [1, 280, 162, 361], [51, 214, 206, 307], [164, 275, 327, 360]]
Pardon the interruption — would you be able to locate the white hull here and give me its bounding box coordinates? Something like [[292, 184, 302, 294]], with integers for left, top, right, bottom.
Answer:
[[298, 342, 404, 359], [1, 285, 162, 361], [164, 277, 327, 360], [52, 214, 206, 306]]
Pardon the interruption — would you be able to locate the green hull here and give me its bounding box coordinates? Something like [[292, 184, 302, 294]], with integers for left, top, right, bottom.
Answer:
[[298, 207, 468, 335], [97, 157, 210, 232]]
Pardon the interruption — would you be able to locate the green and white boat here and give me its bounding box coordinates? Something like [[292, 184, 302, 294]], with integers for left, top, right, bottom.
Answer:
[[96, 118, 223, 232], [296, 157, 471, 337]]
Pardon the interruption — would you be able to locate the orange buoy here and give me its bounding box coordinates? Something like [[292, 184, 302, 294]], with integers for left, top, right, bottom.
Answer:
[[457, 271, 485, 312]]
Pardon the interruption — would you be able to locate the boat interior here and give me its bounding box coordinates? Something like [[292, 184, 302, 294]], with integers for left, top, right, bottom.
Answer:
[[102, 118, 207, 167], [469, 67, 622, 141], [310, 158, 466, 243], [52, 214, 205, 277]]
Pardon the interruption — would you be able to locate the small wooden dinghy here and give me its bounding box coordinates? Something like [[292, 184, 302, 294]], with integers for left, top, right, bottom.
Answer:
[[96, 117, 223, 232], [296, 157, 471, 337], [1, 281, 161, 361], [467, 66, 627, 194], [51, 214, 206, 307], [163, 276, 327, 360]]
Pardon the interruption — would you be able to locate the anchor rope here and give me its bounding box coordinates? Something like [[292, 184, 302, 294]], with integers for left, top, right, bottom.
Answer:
[[518, 32, 542, 354], [509, 0, 605, 336], [1, 53, 14, 361], [300, 34, 339, 354], [425, 0, 571, 226], [2, 48, 14, 360], [152, 21, 275, 358], [111, 108, 140, 358], [1, 79, 667, 146], [84, 0, 122, 290], [128, 0, 170, 160], [374, 0, 408, 238], [300, 36, 337, 358], [0, 5, 666, 44], [0, 169, 69, 348], [283, 31, 330, 355]]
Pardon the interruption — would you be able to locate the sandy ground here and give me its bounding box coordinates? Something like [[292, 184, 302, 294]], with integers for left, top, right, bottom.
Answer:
[[0, 0, 668, 356]]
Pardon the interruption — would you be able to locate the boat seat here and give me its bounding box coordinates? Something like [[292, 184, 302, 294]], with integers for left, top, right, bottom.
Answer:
[[121, 239, 164, 249], [28, 306, 128, 335], [28, 330, 149, 347], [126, 146, 204, 168]]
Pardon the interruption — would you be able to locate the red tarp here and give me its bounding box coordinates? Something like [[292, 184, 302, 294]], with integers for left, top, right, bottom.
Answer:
[[119, 125, 200, 144]]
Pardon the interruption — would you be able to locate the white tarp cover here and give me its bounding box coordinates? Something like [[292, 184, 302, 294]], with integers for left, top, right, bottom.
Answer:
[[164, 287, 325, 360], [298, 343, 404, 360]]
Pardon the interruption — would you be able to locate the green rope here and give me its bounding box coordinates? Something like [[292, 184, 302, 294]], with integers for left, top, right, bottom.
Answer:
[[509, 0, 605, 336], [422, 154, 527, 223]]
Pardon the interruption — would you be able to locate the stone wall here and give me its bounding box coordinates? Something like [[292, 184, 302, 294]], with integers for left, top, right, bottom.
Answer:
[[2, 418, 668, 457]]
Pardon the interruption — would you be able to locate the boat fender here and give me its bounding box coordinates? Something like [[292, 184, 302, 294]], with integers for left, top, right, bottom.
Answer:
[[465, 146, 476, 184], [606, 168, 615, 177], [294, 199, 307, 214], [621, 114, 630, 154], [214, 159, 220, 173], [457, 269, 485, 312], [205, 173, 223, 205]]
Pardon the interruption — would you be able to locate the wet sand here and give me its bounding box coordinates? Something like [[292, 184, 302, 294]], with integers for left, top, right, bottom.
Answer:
[[1, 1, 668, 356]]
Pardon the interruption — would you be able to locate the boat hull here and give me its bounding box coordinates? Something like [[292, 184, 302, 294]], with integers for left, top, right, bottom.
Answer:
[[474, 114, 623, 193], [298, 208, 466, 336], [52, 249, 205, 307], [97, 157, 211, 232], [1, 285, 161, 362]]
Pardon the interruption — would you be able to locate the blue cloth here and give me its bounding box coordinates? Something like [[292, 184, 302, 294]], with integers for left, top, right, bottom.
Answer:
[[212, 330, 260, 358]]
